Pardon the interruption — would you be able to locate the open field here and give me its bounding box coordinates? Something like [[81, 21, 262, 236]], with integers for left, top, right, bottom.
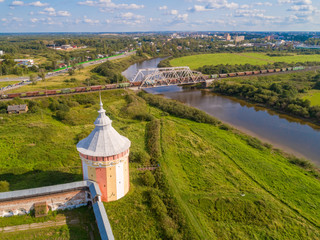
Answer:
[[302, 90, 320, 106], [170, 53, 320, 69], [5, 65, 98, 94], [0, 207, 100, 240], [1, 90, 320, 239], [0, 81, 20, 88], [5, 53, 143, 94]]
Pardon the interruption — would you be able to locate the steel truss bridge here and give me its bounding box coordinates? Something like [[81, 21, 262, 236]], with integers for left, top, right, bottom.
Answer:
[[131, 67, 208, 88]]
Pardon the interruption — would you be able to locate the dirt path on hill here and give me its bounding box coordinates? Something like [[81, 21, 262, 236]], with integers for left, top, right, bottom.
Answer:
[[235, 53, 275, 63], [0, 217, 79, 233]]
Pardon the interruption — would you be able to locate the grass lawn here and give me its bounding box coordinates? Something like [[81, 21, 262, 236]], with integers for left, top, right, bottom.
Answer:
[[5, 65, 98, 94], [170, 52, 320, 69], [0, 81, 21, 88], [1, 90, 320, 239], [302, 90, 320, 106], [0, 207, 101, 240], [160, 117, 320, 239]]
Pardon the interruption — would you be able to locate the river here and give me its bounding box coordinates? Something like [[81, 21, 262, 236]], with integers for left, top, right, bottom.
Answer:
[[123, 57, 320, 165]]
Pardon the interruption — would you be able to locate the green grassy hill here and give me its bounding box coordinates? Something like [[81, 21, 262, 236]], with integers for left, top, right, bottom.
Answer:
[[0, 90, 320, 239], [170, 53, 320, 69]]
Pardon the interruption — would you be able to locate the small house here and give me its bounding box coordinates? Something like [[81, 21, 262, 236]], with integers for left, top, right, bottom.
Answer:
[[7, 104, 28, 114]]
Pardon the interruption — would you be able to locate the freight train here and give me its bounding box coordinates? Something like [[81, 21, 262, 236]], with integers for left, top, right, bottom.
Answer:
[[0, 82, 131, 99], [211, 66, 305, 79]]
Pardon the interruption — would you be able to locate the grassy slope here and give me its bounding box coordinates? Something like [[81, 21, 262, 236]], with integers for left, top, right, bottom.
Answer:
[[160, 117, 320, 239], [170, 52, 320, 69], [302, 90, 320, 106], [0, 90, 163, 239], [1, 90, 320, 239]]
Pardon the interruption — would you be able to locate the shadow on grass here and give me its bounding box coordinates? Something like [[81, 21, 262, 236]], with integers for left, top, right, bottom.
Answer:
[[0, 170, 82, 191]]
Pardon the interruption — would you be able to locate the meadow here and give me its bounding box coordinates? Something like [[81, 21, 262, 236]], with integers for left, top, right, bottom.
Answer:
[[0, 81, 20, 88], [170, 52, 320, 69], [302, 90, 320, 106], [0, 90, 320, 239], [5, 53, 147, 94]]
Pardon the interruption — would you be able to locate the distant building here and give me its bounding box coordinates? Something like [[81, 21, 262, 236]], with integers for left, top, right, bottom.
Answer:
[[7, 104, 28, 114], [14, 59, 34, 66], [0, 50, 4, 56], [265, 35, 274, 41], [224, 33, 231, 41], [234, 35, 245, 42]]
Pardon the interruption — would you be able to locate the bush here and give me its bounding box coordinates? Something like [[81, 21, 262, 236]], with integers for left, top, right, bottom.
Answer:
[[129, 151, 150, 164], [139, 91, 220, 125], [146, 119, 161, 162], [0, 181, 9, 192], [141, 171, 156, 187]]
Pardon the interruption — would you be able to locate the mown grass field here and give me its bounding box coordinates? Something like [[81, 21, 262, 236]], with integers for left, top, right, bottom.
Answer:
[[0, 81, 20, 88], [302, 90, 320, 106], [170, 52, 320, 69], [0, 90, 320, 239]]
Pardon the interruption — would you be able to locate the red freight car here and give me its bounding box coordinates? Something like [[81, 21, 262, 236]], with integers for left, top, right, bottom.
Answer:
[[260, 70, 267, 74], [253, 71, 260, 75], [131, 82, 142, 87], [75, 87, 87, 92], [7, 93, 21, 98], [267, 69, 275, 73], [90, 85, 102, 91], [237, 72, 245, 76], [228, 73, 237, 77], [245, 71, 253, 75], [45, 90, 57, 95], [105, 84, 117, 89], [26, 91, 39, 97], [219, 74, 228, 78]]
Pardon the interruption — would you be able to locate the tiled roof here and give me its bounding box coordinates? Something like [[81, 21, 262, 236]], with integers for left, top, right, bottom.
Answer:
[[76, 97, 131, 157], [0, 180, 99, 202], [7, 104, 27, 111]]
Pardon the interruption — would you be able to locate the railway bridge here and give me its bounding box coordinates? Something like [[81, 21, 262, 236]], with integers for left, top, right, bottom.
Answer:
[[130, 67, 213, 88]]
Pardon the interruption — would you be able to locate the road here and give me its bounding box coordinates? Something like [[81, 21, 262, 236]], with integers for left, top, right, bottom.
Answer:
[[0, 51, 136, 92]]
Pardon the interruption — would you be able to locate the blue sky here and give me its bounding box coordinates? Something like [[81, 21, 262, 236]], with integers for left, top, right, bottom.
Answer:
[[0, 0, 320, 32]]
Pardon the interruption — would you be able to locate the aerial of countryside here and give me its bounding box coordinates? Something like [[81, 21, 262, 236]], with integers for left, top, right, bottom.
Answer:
[[1, 0, 320, 239]]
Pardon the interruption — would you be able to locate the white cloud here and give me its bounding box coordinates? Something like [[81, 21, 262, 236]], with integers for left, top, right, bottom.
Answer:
[[114, 12, 145, 25], [170, 13, 188, 24], [197, 0, 239, 10], [57, 11, 71, 17], [0, 0, 5, 3], [83, 16, 100, 24], [78, 0, 144, 12], [158, 5, 167, 10], [30, 17, 39, 23], [10, 0, 24, 6], [254, 2, 272, 6], [188, 5, 211, 12], [169, 9, 178, 15], [29, 1, 48, 7], [12, 16, 23, 21], [39, 7, 71, 17]]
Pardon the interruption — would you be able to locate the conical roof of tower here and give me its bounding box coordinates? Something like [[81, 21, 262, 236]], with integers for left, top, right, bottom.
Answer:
[[76, 95, 131, 157]]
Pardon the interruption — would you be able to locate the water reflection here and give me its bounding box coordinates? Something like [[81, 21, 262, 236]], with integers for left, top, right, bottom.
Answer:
[[146, 87, 320, 165], [122, 57, 320, 165]]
